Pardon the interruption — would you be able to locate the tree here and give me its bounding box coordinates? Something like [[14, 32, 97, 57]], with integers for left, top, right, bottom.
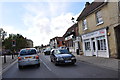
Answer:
[[3, 34, 28, 53]]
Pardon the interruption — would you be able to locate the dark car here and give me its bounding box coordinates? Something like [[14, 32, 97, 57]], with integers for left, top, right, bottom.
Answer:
[[44, 48, 51, 55], [50, 49, 76, 66]]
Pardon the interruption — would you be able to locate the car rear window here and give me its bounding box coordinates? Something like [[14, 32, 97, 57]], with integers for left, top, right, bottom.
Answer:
[[20, 49, 37, 55]]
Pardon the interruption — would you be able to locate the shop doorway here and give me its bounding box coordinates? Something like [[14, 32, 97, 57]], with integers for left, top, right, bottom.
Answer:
[[115, 25, 120, 59], [92, 38, 96, 56]]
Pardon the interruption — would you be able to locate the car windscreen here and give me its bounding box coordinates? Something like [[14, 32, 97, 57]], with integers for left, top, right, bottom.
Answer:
[[58, 49, 69, 54], [20, 49, 37, 55]]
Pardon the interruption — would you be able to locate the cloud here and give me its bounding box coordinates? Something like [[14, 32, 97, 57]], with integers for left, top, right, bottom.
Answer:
[[23, 14, 79, 46], [1, 2, 79, 46], [1, 25, 24, 37], [22, 2, 80, 46]]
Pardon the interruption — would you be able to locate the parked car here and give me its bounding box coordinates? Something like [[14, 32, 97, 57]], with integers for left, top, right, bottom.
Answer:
[[50, 49, 76, 66], [18, 48, 40, 69], [44, 48, 51, 55]]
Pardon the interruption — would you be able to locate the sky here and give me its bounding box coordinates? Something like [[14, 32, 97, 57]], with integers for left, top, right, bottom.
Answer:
[[0, 0, 94, 46]]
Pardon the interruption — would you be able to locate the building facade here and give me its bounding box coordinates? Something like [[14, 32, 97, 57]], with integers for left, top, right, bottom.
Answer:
[[77, 1, 120, 58], [63, 23, 80, 53], [49, 37, 65, 49], [26, 39, 33, 48]]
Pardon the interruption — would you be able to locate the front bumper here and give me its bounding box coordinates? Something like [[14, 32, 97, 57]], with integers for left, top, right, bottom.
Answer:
[[56, 59, 76, 64]]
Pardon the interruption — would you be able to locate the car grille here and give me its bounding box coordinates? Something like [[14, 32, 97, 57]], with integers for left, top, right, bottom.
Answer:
[[63, 57, 71, 60]]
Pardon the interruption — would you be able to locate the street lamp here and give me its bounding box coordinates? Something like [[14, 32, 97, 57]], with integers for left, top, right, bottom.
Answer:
[[0, 28, 7, 41], [0, 28, 7, 63], [71, 17, 75, 23]]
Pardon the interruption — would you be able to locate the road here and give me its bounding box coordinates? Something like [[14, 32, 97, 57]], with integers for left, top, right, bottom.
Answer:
[[2, 53, 118, 79]]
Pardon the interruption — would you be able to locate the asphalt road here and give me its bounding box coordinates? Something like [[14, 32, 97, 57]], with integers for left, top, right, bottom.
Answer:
[[2, 53, 118, 79]]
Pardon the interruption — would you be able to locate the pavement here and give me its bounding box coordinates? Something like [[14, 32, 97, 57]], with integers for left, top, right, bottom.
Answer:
[[1, 55, 17, 74], [73, 53, 120, 71]]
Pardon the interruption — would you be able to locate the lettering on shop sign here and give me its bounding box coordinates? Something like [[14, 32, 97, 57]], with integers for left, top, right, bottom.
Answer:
[[99, 30, 105, 34], [82, 32, 98, 38]]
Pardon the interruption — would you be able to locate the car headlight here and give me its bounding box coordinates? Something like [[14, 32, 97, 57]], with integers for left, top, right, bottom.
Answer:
[[71, 57, 76, 59], [57, 57, 64, 61]]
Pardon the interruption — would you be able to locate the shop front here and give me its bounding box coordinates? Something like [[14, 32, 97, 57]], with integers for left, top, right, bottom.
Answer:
[[82, 28, 109, 58]]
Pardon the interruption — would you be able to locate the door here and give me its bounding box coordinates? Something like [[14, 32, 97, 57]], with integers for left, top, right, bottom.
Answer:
[[115, 26, 120, 59], [92, 38, 96, 56]]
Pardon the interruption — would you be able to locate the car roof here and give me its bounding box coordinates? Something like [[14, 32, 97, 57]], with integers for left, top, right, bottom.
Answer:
[[21, 48, 36, 51]]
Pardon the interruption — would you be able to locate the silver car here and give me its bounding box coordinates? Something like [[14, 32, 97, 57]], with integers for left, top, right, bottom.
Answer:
[[18, 48, 40, 69]]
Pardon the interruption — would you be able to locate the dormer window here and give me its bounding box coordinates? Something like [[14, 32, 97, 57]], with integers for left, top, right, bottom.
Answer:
[[96, 10, 104, 25], [82, 19, 88, 30]]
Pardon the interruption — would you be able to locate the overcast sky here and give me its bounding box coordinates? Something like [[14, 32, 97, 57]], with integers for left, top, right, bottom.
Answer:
[[0, 0, 94, 46]]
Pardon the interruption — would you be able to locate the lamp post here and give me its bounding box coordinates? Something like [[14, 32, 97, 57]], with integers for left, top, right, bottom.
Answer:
[[0, 28, 7, 63]]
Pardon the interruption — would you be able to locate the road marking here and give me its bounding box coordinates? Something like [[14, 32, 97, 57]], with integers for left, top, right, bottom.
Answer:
[[40, 58, 52, 71]]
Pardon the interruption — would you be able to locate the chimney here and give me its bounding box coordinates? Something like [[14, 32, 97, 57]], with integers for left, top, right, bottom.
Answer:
[[85, 2, 90, 7]]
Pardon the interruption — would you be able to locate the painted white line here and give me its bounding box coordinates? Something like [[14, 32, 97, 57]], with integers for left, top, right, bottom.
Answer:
[[40, 58, 52, 71]]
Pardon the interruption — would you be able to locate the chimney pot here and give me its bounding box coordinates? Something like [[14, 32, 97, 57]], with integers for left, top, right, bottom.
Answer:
[[85, 2, 90, 7]]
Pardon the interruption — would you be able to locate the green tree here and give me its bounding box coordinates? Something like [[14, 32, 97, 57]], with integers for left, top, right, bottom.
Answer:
[[3, 34, 27, 53]]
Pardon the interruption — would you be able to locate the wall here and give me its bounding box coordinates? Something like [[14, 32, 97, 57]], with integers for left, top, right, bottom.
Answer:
[[78, 2, 119, 58]]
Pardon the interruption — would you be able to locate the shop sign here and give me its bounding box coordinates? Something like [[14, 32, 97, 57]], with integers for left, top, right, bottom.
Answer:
[[82, 29, 106, 39]]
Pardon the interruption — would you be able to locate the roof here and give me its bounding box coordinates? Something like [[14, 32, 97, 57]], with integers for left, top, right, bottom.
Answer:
[[77, 1, 107, 21], [50, 37, 64, 42], [63, 23, 78, 37]]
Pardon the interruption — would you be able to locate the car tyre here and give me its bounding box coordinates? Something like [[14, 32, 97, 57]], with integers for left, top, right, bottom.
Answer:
[[55, 62, 59, 66], [51, 59, 53, 62], [18, 65, 23, 69], [71, 62, 75, 65], [36, 63, 40, 67]]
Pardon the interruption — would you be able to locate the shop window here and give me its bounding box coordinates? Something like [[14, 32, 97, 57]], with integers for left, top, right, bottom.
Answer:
[[97, 36, 106, 50], [84, 39, 91, 51]]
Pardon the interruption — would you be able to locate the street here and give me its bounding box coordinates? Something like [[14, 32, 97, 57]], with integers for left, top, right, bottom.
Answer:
[[2, 53, 118, 79]]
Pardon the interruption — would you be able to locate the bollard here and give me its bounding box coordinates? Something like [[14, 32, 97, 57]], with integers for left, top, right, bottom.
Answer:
[[4, 54, 6, 63], [12, 54, 14, 59]]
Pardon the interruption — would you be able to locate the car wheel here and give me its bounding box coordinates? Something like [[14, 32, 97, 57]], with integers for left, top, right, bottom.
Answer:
[[18, 66, 23, 69], [71, 62, 75, 65], [55, 62, 58, 66], [51, 59, 53, 62], [36, 63, 40, 67]]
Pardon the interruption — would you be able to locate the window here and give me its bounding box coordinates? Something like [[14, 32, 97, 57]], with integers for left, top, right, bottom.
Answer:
[[97, 36, 106, 50], [82, 19, 87, 30], [20, 49, 37, 55], [84, 39, 91, 51], [96, 10, 103, 25]]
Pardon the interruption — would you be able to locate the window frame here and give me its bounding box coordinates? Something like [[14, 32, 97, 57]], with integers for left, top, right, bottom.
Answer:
[[96, 36, 106, 51], [96, 10, 104, 25], [84, 39, 91, 51], [82, 18, 88, 30]]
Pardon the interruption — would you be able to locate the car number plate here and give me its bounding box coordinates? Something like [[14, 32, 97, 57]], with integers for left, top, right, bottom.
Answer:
[[65, 60, 71, 63], [25, 57, 32, 59]]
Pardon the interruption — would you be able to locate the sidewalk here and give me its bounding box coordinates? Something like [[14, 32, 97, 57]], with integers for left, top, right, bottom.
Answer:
[[73, 53, 119, 71], [2, 55, 17, 71]]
